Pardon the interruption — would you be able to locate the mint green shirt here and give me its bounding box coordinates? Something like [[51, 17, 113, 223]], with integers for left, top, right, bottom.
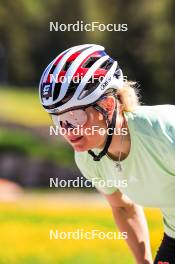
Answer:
[[75, 105, 175, 238]]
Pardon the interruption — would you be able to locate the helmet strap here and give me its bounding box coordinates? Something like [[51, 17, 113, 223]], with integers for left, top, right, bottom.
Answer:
[[88, 96, 118, 161]]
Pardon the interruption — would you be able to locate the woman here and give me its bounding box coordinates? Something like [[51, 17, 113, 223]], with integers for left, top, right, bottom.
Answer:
[[39, 44, 175, 264]]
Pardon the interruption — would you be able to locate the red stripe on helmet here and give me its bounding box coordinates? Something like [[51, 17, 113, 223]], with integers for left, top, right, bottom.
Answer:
[[67, 52, 81, 62], [47, 50, 105, 84], [72, 51, 106, 79], [54, 54, 64, 65]]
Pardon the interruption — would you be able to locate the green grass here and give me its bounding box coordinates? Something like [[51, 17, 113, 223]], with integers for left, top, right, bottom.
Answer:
[[0, 194, 163, 264], [0, 86, 74, 166], [0, 86, 50, 126], [0, 127, 74, 167]]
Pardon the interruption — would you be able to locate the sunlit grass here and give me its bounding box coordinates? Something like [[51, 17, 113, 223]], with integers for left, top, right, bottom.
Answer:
[[0, 86, 51, 126], [0, 195, 163, 264]]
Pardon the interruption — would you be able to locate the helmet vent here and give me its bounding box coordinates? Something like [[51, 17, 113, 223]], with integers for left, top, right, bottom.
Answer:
[[82, 57, 99, 68], [53, 82, 62, 101], [101, 58, 114, 70], [62, 61, 73, 71], [78, 78, 101, 100]]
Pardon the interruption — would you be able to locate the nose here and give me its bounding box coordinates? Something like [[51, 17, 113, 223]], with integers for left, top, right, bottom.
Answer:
[[61, 121, 76, 130]]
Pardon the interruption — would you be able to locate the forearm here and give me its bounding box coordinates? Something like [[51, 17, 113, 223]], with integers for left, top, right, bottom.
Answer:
[[112, 204, 153, 264]]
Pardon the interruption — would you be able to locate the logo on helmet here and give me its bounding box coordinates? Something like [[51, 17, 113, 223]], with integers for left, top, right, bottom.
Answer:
[[42, 83, 52, 99], [100, 77, 112, 90]]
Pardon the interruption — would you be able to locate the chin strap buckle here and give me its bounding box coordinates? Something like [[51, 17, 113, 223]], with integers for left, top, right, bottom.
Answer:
[[93, 156, 101, 161]]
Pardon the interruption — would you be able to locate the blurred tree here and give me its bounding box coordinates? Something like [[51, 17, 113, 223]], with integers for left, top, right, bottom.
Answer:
[[0, 0, 34, 85], [0, 0, 174, 104]]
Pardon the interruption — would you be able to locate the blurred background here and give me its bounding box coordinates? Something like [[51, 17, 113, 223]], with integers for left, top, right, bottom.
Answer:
[[0, 0, 174, 263]]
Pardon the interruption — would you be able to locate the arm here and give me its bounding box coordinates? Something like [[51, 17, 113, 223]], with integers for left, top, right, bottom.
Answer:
[[103, 190, 153, 264]]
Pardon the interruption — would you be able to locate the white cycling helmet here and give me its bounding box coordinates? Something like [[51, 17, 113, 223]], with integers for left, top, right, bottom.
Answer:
[[39, 44, 123, 114], [39, 44, 124, 161]]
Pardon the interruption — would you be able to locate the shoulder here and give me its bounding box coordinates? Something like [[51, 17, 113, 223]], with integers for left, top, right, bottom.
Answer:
[[127, 104, 175, 116], [125, 104, 175, 118], [124, 104, 175, 126], [124, 104, 175, 141]]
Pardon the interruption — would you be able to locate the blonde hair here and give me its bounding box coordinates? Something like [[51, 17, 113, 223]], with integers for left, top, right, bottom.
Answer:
[[116, 81, 140, 112]]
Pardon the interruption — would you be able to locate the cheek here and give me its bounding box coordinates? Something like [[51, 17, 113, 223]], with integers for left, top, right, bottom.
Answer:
[[81, 112, 107, 145]]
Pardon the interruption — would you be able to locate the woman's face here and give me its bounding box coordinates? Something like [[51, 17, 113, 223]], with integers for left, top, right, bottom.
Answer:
[[60, 106, 107, 152]]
